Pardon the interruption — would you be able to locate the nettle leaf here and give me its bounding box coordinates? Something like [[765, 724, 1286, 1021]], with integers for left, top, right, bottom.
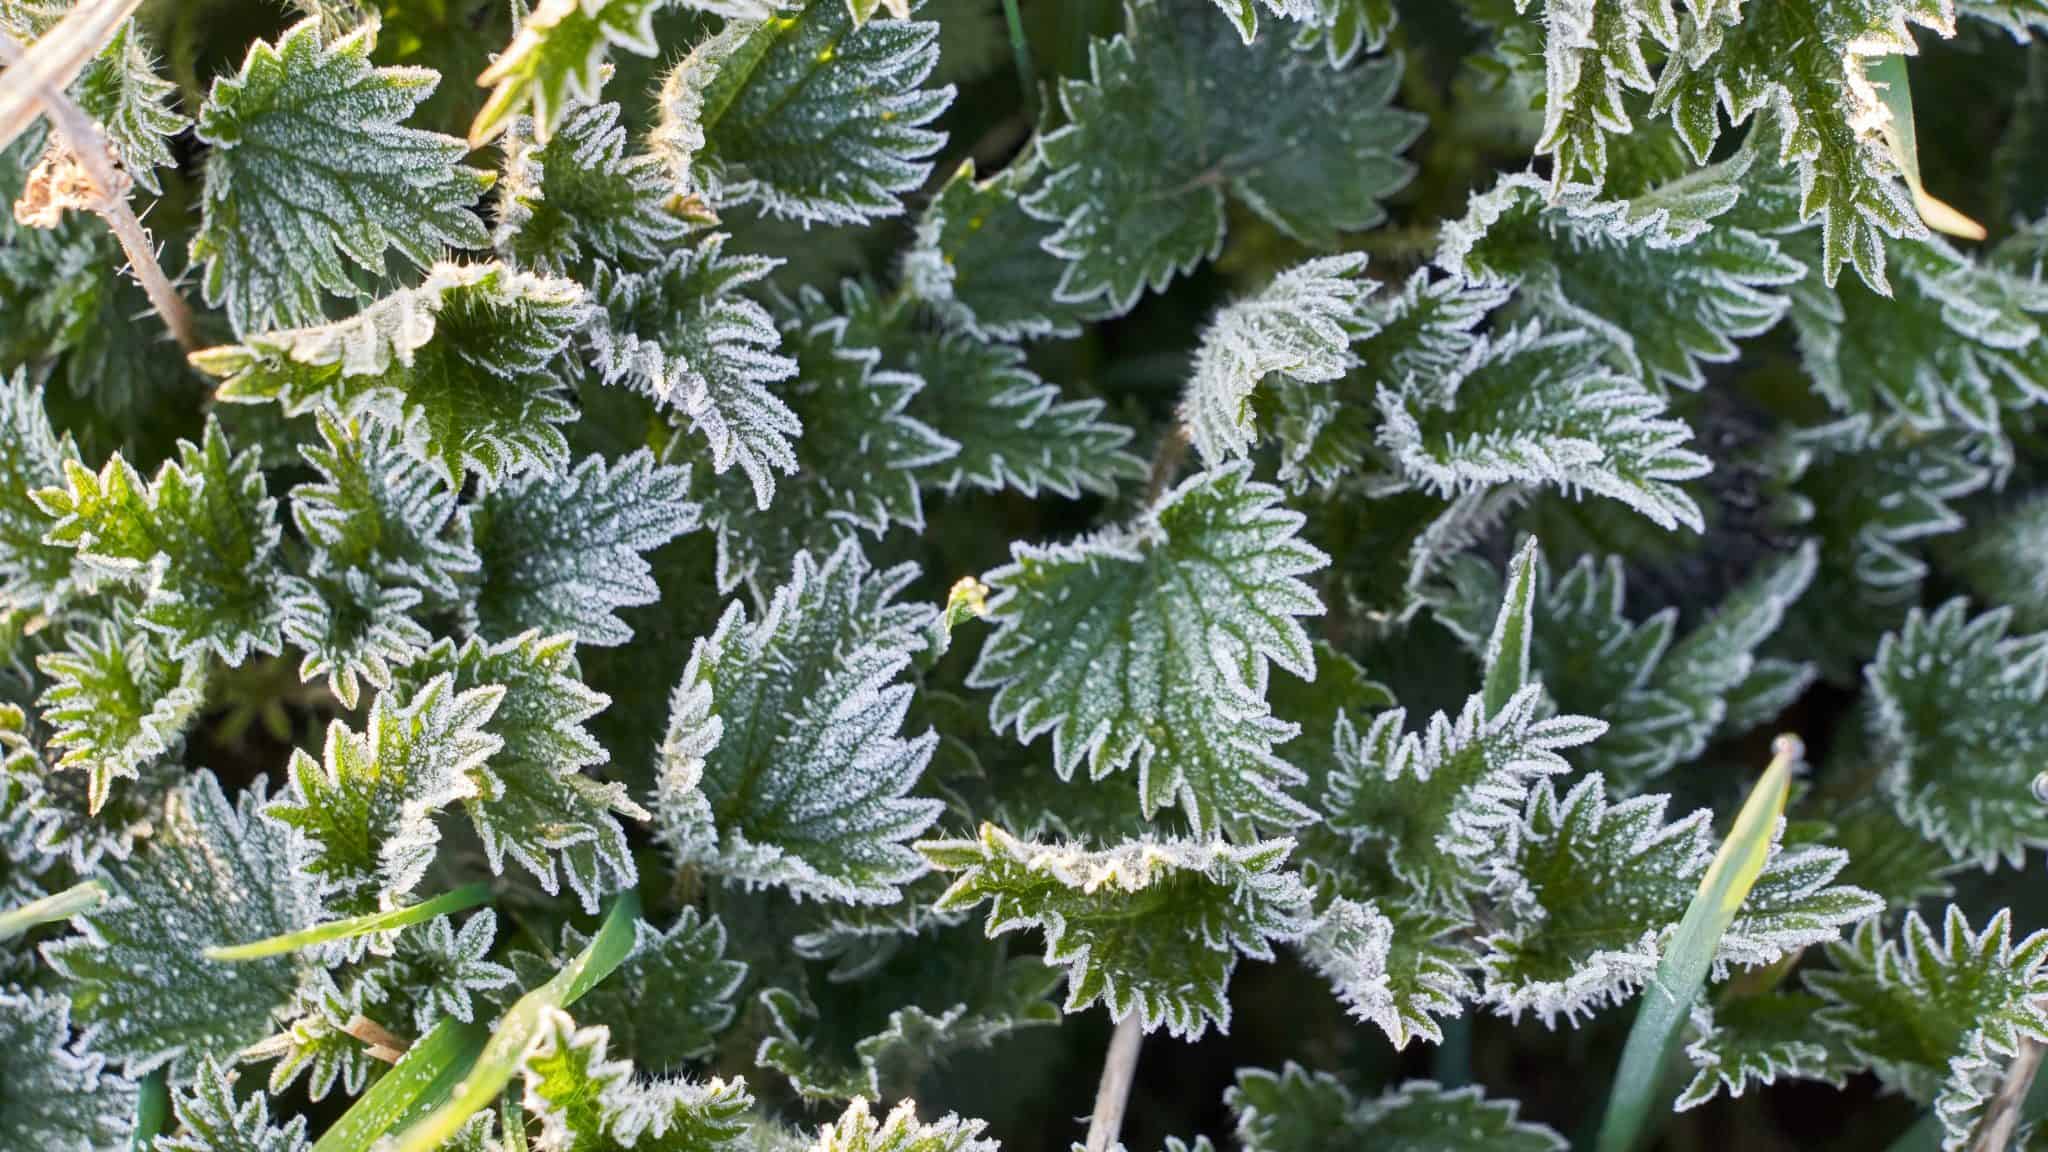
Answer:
[[44, 772, 319, 1074], [397, 631, 645, 912], [191, 18, 491, 335], [0, 370, 81, 615], [754, 921, 1059, 1102], [1323, 686, 1599, 906], [1024, 0, 1421, 313], [521, 1007, 753, 1152], [495, 102, 694, 274], [1676, 991, 1857, 1110], [1949, 492, 2048, 632], [282, 569, 431, 710], [1479, 773, 1880, 1027], [74, 19, 187, 196], [468, 449, 699, 648], [1790, 233, 2048, 450], [266, 675, 505, 912], [814, 1098, 994, 1152], [695, 283, 955, 593], [1227, 1063, 1564, 1152], [1291, 0, 1396, 66], [970, 463, 1326, 834], [890, 313, 1142, 500], [35, 419, 291, 664], [1650, 0, 1954, 291], [1436, 543, 1818, 790], [1865, 598, 2048, 869], [1183, 253, 1377, 468], [1518, 0, 1674, 195], [197, 262, 586, 486], [905, 156, 1097, 342], [1810, 907, 2048, 1151], [1263, 271, 1507, 492], [0, 987, 136, 1152], [1441, 161, 1804, 391], [36, 608, 207, 815], [583, 237, 800, 510], [157, 1057, 309, 1152], [921, 825, 1312, 1038], [652, 541, 942, 905], [1376, 323, 1712, 532], [471, 0, 668, 146], [653, 0, 954, 226], [291, 410, 479, 602], [1963, 0, 2048, 37], [374, 909, 517, 1035], [515, 909, 747, 1072], [1202, 0, 1317, 45]]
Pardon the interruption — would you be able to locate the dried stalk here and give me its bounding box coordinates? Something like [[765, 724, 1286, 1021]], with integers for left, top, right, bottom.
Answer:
[[1970, 1038, 2044, 1152], [1084, 1014, 1144, 1152], [0, 0, 144, 152], [0, 25, 197, 351]]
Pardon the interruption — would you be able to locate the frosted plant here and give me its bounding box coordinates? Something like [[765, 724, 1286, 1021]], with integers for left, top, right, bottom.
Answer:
[[1, 0, 2044, 1147]]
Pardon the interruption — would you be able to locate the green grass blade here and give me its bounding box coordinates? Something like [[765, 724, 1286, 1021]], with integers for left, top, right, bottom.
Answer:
[[310, 1016, 491, 1152], [129, 1068, 167, 1152], [387, 888, 641, 1152], [1482, 537, 1541, 715], [0, 879, 104, 941], [1596, 735, 1802, 1152], [206, 883, 493, 961], [1869, 55, 1986, 240]]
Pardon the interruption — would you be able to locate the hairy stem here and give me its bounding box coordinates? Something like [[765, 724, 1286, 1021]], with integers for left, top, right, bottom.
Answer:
[[1971, 1038, 2044, 1152], [1085, 1014, 1144, 1152], [0, 27, 198, 352]]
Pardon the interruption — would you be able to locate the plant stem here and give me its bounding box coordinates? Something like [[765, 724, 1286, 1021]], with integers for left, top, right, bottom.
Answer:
[[1971, 1039, 2045, 1152], [1000, 0, 1039, 125], [1085, 1014, 1144, 1152], [0, 0, 144, 151], [1144, 423, 1190, 504], [0, 27, 198, 352]]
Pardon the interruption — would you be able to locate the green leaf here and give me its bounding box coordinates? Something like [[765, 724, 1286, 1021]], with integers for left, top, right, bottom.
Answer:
[[514, 908, 747, 1073], [1597, 739, 1799, 1152], [281, 569, 431, 710], [0, 368, 81, 614], [583, 237, 800, 511], [905, 156, 1098, 342], [1182, 253, 1377, 468], [265, 674, 507, 913], [519, 1007, 752, 1152], [1324, 686, 1600, 907], [1377, 323, 1711, 532], [35, 418, 290, 663], [652, 541, 942, 904], [1676, 991, 1857, 1110], [206, 882, 492, 962], [0, 987, 137, 1152], [812, 1098, 995, 1152], [1963, 0, 2048, 38], [1650, 0, 1953, 291], [308, 1016, 489, 1152], [397, 631, 645, 911], [156, 1057, 309, 1152], [191, 18, 491, 335], [1809, 906, 2048, 1151], [1481, 769, 1878, 1027], [1228, 1063, 1564, 1152], [470, 0, 666, 147], [1291, 0, 1396, 66], [1521, 0, 1674, 195], [196, 262, 586, 486], [390, 889, 641, 1152], [892, 315, 1142, 500], [468, 450, 699, 648], [1441, 157, 1804, 391], [969, 463, 1326, 834], [1024, 0, 1421, 313], [1482, 536, 1540, 715], [1262, 271, 1506, 493], [921, 824, 1312, 1038], [44, 771, 319, 1074], [72, 18, 186, 196], [291, 409, 479, 603], [1866, 598, 2048, 869], [494, 102, 692, 274], [36, 607, 207, 814], [652, 0, 954, 226], [694, 282, 954, 594]]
